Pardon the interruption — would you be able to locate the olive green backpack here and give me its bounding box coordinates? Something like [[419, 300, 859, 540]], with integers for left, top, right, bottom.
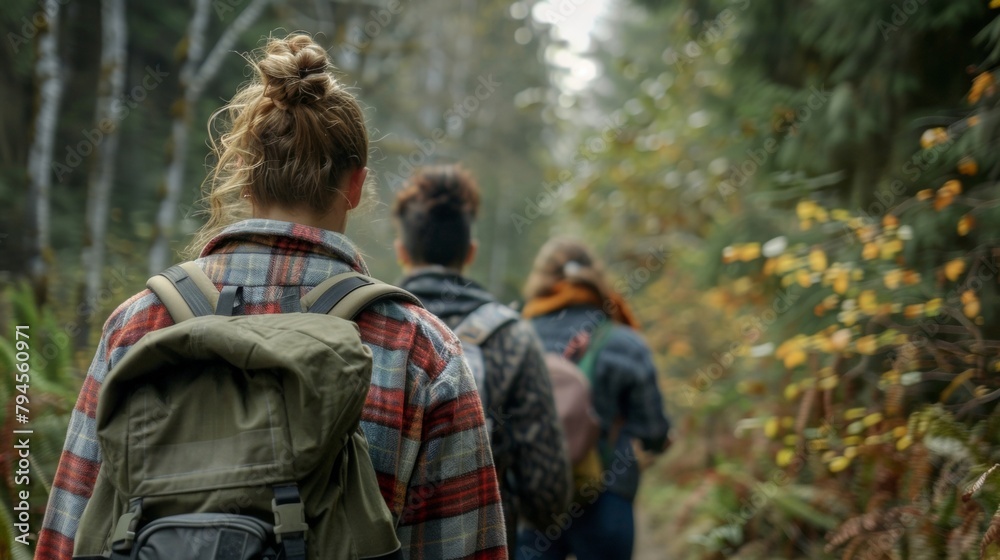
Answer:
[[73, 263, 421, 560]]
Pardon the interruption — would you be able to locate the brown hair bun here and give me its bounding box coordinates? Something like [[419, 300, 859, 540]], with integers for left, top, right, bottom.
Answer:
[[259, 34, 332, 108]]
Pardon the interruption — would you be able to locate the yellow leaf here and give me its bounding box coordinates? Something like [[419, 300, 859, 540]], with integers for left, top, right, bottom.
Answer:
[[781, 417, 795, 429], [958, 214, 975, 236], [896, 435, 913, 451], [926, 298, 943, 316], [809, 439, 828, 451], [765, 417, 780, 439], [881, 239, 903, 260], [856, 335, 878, 355], [818, 375, 839, 390], [993, 0, 1000, 9], [776, 254, 796, 275], [796, 269, 813, 288], [784, 383, 800, 400], [941, 369, 975, 402], [784, 349, 807, 369], [920, 127, 949, 149], [942, 179, 963, 195], [859, 290, 878, 314], [903, 270, 921, 285], [944, 259, 966, 281], [796, 200, 817, 220], [904, 304, 924, 319], [961, 290, 978, 305], [829, 456, 852, 473], [934, 190, 956, 211], [800, 219, 813, 231], [883, 214, 899, 229], [883, 269, 902, 290], [916, 189, 934, 201], [809, 249, 828, 272], [831, 209, 851, 221], [969, 72, 996, 104], [862, 413, 884, 427], [844, 408, 866, 421], [833, 270, 849, 294], [763, 257, 776, 276], [776, 448, 795, 467], [783, 434, 799, 446], [958, 156, 978, 176], [738, 243, 761, 261], [844, 446, 858, 459], [862, 242, 879, 260], [964, 300, 982, 319], [892, 426, 908, 438]]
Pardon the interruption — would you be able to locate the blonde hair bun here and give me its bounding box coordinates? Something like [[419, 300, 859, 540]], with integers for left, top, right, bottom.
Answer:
[[259, 34, 332, 108]]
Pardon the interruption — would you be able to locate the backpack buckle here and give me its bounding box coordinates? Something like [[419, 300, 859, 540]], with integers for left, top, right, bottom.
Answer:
[[111, 499, 143, 552], [271, 485, 308, 543]]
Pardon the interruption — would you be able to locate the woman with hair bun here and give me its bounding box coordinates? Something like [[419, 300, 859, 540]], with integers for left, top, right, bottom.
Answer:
[[516, 237, 672, 560], [392, 164, 572, 554], [39, 34, 506, 560]]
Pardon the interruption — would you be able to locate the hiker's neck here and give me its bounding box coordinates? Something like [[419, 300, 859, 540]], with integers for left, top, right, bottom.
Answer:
[[254, 202, 349, 234]]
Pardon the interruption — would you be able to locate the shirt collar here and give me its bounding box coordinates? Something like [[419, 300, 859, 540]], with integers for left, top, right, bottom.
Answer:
[[200, 218, 370, 274]]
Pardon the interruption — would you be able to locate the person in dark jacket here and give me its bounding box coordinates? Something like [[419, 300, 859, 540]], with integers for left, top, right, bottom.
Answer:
[[392, 164, 573, 553], [516, 237, 672, 560]]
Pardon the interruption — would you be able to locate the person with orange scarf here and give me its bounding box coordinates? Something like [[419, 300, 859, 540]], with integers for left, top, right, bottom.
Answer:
[[516, 238, 671, 560]]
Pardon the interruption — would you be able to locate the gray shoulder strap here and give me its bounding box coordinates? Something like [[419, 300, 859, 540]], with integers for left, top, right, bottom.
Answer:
[[453, 302, 519, 347], [146, 262, 221, 322], [301, 272, 423, 320]]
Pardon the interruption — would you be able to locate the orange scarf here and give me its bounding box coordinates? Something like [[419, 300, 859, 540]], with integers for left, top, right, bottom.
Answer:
[[522, 280, 642, 331]]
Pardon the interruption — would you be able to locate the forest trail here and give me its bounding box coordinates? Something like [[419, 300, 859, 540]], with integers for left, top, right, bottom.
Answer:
[[634, 506, 667, 560]]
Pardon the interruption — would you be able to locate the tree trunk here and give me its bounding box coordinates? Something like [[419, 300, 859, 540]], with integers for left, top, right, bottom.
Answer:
[[149, 0, 272, 274], [78, 0, 127, 348], [26, 0, 66, 302]]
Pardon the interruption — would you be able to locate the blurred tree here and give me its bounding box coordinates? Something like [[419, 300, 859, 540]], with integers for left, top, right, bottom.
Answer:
[[25, 0, 67, 303], [149, 0, 272, 274], [77, 0, 127, 348]]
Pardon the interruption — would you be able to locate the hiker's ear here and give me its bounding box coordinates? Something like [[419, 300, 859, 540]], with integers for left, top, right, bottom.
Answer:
[[394, 238, 412, 269], [344, 166, 367, 210], [464, 240, 478, 268]]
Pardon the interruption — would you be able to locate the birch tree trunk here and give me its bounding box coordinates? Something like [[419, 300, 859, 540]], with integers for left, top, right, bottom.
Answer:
[[149, 0, 272, 274], [76, 0, 127, 347], [26, 0, 66, 301]]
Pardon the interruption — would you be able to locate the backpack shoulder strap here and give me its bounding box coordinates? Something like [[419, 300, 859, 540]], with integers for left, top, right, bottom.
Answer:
[[453, 302, 520, 347], [146, 262, 221, 322], [301, 271, 423, 320], [577, 320, 615, 379]]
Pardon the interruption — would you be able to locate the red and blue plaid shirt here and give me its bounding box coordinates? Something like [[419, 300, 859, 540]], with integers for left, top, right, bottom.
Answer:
[[37, 219, 507, 559]]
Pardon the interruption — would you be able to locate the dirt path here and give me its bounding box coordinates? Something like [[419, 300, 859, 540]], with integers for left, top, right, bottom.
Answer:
[[633, 505, 666, 560]]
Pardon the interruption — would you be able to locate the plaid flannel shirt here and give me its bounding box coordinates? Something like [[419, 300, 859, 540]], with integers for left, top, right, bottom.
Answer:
[[37, 219, 507, 560]]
